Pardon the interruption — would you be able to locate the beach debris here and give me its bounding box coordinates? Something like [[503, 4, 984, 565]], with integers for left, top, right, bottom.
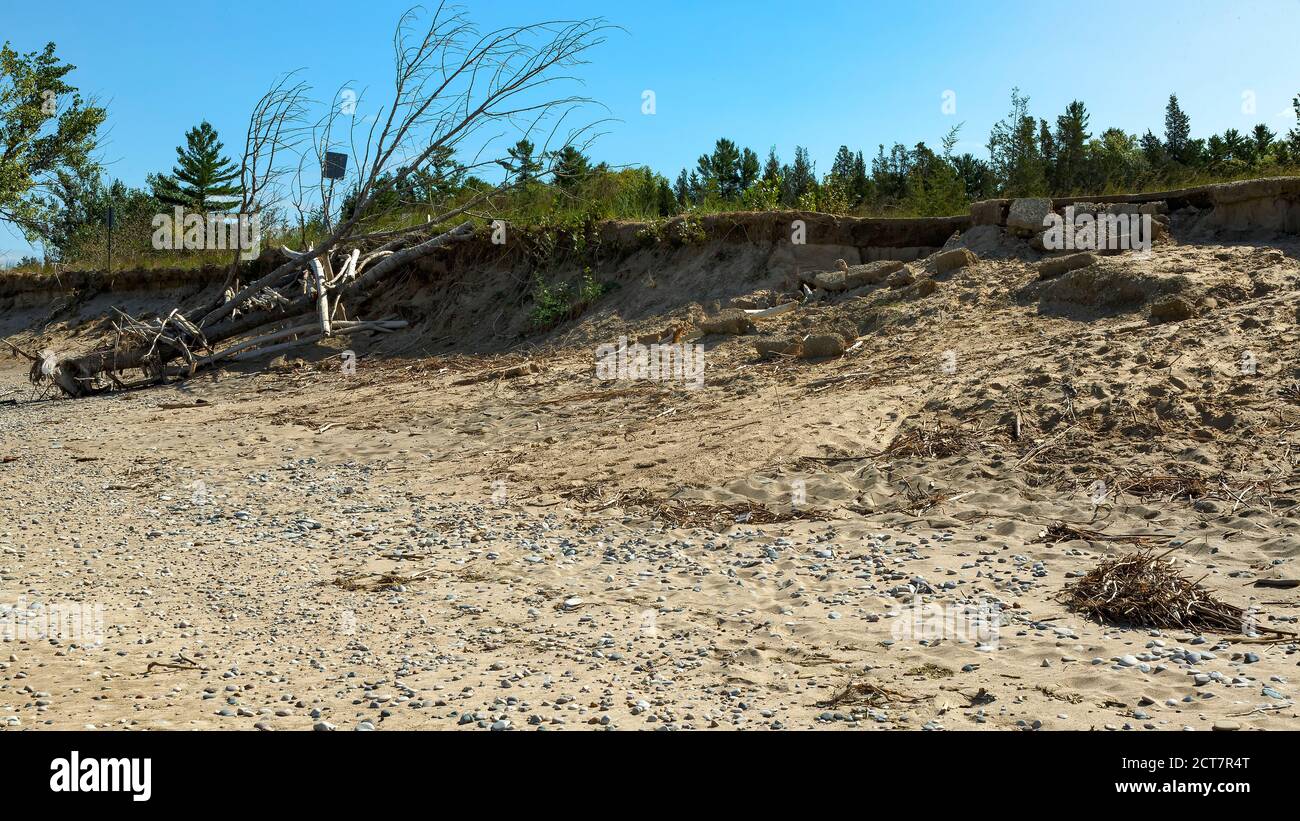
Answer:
[[1061, 550, 1291, 636], [817, 679, 922, 709]]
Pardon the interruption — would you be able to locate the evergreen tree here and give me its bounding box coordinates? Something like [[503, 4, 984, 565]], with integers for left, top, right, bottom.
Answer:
[[739, 147, 760, 192], [871, 143, 912, 203], [1205, 134, 1229, 172], [850, 150, 870, 204], [506, 138, 542, 183], [553, 146, 590, 192], [953, 153, 994, 201], [1222, 128, 1246, 163], [1163, 94, 1192, 164], [673, 169, 691, 206], [1052, 101, 1091, 193], [151, 121, 241, 213], [781, 146, 815, 206], [903, 141, 966, 216], [1038, 118, 1057, 182], [702, 138, 742, 199], [987, 89, 1046, 196], [1250, 124, 1275, 164], [762, 147, 782, 183], [655, 178, 676, 216], [830, 145, 856, 182]]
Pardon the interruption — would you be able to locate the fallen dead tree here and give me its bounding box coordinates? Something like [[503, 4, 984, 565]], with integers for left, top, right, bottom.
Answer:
[[31, 7, 608, 398]]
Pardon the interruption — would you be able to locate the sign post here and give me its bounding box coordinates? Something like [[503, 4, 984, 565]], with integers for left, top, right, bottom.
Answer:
[[106, 205, 115, 273]]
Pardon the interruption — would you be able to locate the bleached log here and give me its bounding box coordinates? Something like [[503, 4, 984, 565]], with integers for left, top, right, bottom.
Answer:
[[310, 258, 332, 337], [744, 302, 798, 319], [224, 320, 405, 362], [196, 320, 408, 366]]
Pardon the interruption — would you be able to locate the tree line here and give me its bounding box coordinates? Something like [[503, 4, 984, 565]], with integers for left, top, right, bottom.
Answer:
[[3, 38, 1300, 269]]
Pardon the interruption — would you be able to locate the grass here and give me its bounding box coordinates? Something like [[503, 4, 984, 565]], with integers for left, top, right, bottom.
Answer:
[[8, 164, 1298, 277], [529, 268, 607, 331]]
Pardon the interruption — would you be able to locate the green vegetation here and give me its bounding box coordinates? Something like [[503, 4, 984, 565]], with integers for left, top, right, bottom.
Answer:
[[4, 64, 1300, 276], [529, 268, 607, 330], [0, 40, 106, 245], [149, 121, 242, 213]]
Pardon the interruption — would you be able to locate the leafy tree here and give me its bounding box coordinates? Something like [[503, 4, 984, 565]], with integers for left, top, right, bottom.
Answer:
[[150, 121, 241, 212], [0, 41, 106, 240], [1090, 128, 1144, 192], [49, 176, 161, 263]]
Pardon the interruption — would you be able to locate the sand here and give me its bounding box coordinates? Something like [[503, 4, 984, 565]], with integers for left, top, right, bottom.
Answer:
[[2, 233, 1299, 731]]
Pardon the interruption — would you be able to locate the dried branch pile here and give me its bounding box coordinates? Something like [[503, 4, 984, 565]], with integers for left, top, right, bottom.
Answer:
[[1061, 550, 1280, 635], [876, 422, 978, 459]]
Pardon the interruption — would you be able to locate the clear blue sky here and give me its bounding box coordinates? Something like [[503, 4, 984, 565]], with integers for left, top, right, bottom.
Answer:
[[4, 0, 1300, 261]]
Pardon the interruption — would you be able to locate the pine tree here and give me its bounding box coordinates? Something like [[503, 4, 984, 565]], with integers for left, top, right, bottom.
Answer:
[[762, 147, 782, 184], [739, 148, 760, 192], [781, 146, 815, 206], [506, 139, 542, 183], [1222, 128, 1246, 163], [674, 169, 691, 206], [707, 138, 742, 199], [655, 178, 676, 216], [987, 88, 1045, 196], [151, 121, 241, 213], [1052, 101, 1091, 194], [553, 146, 590, 192], [850, 151, 870, 205], [1250, 124, 1276, 165], [1163, 94, 1191, 164], [830, 146, 856, 182]]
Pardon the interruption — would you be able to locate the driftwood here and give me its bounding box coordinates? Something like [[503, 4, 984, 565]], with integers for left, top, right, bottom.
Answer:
[[39, 222, 475, 397], [32, 6, 608, 398]]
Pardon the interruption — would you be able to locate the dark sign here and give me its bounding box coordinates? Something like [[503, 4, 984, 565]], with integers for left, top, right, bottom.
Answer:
[[323, 152, 349, 180]]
